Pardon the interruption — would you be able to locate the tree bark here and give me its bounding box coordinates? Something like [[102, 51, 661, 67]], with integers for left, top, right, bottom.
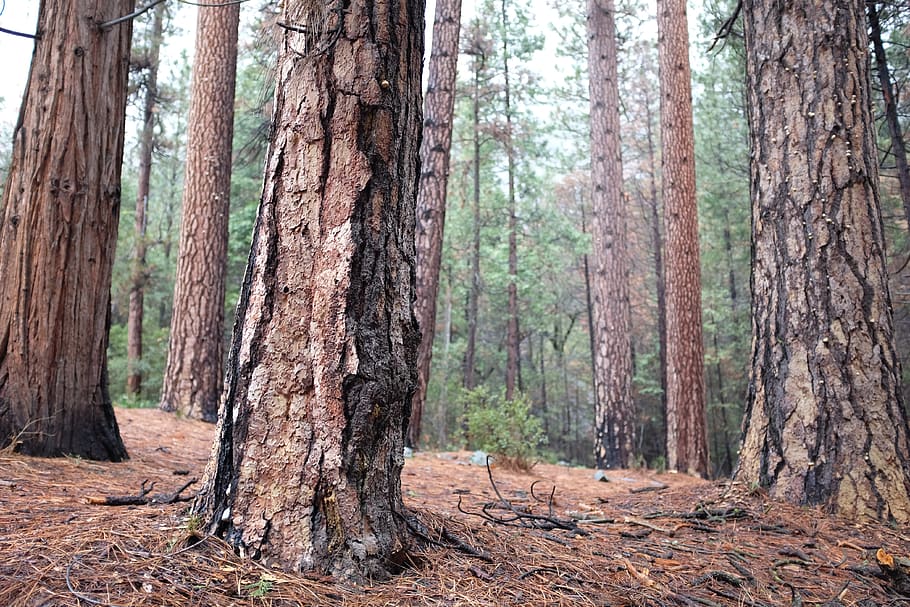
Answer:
[[127, 3, 166, 398], [737, 0, 910, 522], [409, 0, 462, 448], [194, 0, 424, 578], [867, 2, 910, 231], [657, 0, 709, 477], [587, 0, 634, 469], [0, 0, 133, 460], [160, 1, 240, 421], [501, 0, 521, 403]]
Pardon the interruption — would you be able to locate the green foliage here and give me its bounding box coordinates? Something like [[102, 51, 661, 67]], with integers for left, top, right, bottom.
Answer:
[[459, 387, 545, 470], [242, 575, 275, 599]]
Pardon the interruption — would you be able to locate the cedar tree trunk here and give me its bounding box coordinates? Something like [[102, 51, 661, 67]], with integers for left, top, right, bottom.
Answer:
[[410, 0, 462, 448], [737, 0, 910, 522], [0, 0, 133, 460], [194, 0, 424, 578], [160, 1, 240, 421], [586, 0, 634, 469]]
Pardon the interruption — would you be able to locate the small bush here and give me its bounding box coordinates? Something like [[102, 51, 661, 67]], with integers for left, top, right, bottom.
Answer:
[[459, 387, 545, 471]]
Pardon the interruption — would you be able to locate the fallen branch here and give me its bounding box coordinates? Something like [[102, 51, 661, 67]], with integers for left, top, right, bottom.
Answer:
[[86, 478, 197, 506], [456, 457, 588, 536], [398, 509, 494, 563]]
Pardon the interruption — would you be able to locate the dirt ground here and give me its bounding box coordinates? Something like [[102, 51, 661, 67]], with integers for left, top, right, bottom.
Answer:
[[1, 408, 909, 606]]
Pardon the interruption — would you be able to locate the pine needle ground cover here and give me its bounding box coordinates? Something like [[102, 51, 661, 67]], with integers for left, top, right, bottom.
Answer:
[[0, 408, 906, 606]]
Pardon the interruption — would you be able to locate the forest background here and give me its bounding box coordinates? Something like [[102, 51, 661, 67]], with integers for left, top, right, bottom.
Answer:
[[1, 0, 907, 479]]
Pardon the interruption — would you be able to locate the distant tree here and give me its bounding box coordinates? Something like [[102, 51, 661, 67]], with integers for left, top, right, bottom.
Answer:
[[500, 0, 522, 401], [586, 0, 634, 468], [0, 0, 134, 460], [159, 1, 240, 421], [410, 0, 463, 448], [194, 0, 424, 578], [127, 2, 167, 398], [868, 2, 910, 231], [737, 0, 910, 521], [657, 0, 709, 476]]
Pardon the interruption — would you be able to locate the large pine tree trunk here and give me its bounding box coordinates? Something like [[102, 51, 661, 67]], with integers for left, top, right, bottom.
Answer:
[[127, 4, 166, 398], [410, 0, 462, 448], [737, 0, 910, 521], [160, 2, 240, 421], [194, 0, 424, 578], [0, 0, 133, 460], [657, 0, 708, 477], [586, 0, 634, 469]]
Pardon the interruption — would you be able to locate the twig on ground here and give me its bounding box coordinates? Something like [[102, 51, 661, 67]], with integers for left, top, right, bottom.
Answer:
[[86, 478, 197, 506]]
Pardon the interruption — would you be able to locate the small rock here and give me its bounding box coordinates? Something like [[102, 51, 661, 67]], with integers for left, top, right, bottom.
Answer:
[[593, 470, 611, 482], [403, 447, 413, 459], [469, 450, 489, 466]]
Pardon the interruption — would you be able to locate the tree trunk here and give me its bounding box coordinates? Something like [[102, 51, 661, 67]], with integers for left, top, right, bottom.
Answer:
[[644, 100, 668, 456], [501, 0, 521, 402], [409, 0, 462, 448], [580, 200, 599, 429], [0, 0, 133, 460], [127, 3, 166, 398], [160, 1, 240, 421], [657, 0, 709, 477], [194, 0, 424, 577], [868, 2, 910, 232], [587, 0, 634, 469], [737, 0, 910, 522], [464, 47, 483, 392]]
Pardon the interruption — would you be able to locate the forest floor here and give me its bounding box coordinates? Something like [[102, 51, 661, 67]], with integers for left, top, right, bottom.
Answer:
[[1, 409, 909, 606]]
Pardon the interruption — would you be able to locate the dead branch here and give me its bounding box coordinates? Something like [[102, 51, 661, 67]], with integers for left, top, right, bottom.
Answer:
[[455, 457, 588, 536], [398, 509, 494, 563], [86, 478, 197, 506]]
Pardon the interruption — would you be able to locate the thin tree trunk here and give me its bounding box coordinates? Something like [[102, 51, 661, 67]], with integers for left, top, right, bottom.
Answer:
[[644, 101, 667, 455], [409, 0, 462, 448], [539, 332, 548, 437], [0, 0, 133, 460], [195, 0, 424, 576], [657, 0, 709, 476], [580, 201, 599, 424], [464, 49, 483, 392], [868, 1, 910, 229], [160, 1, 240, 421], [737, 0, 910, 521], [587, 0, 635, 469], [127, 3, 166, 398], [501, 0, 521, 402]]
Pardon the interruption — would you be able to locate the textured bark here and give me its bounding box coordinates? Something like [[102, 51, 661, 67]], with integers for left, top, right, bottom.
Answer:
[[737, 0, 910, 522], [501, 0, 521, 402], [195, 0, 424, 578], [0, 0, 133, 460], [657, 0, 708, 477], [587, 0, 634, 469], [126, 3, 166, 397], [409, 0, 462, 448], [868, 2, 910, 231], [160, 2, 239, 421]]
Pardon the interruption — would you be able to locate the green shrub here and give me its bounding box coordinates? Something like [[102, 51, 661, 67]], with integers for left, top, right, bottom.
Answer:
[[459, 386, 545, 471]]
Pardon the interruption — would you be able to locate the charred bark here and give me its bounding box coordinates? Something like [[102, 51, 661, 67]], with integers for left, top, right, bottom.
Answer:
[[737, 0, 910, 522], [195, 0, 424, 578], [0, 0, 133, 460]]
